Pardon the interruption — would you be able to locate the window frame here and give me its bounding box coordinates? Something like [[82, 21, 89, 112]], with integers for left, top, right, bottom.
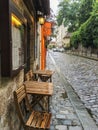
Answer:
[[10, 1, 27, 77], [0, 0, 27, 77]]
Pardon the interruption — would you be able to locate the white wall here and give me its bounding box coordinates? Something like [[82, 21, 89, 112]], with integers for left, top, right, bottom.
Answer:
[[56, 25, 67, 47]]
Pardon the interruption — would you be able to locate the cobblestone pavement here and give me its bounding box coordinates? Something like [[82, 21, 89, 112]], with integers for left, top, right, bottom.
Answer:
[[48, 50, 98, 127], [46, 52, 83, 130]]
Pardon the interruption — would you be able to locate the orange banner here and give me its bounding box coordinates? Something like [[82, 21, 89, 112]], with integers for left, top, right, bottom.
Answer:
[[43, 22, 52, 36]]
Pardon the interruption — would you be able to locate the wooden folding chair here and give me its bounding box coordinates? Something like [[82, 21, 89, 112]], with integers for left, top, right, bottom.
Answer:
[[25, 73, 30, 81], [13, 84, 52, 130], [29, 70, 37, 81], [25, 70, 37, 81]]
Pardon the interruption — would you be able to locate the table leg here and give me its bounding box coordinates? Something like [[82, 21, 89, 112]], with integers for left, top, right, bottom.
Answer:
[[50, 76, 52, 82]]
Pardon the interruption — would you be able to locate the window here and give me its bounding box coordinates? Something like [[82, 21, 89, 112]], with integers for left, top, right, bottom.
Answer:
[[0, 0, 26, 77], [11, 14, 25, 70]]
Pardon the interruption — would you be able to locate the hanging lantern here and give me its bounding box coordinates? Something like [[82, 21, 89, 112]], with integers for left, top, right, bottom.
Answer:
[[39, 16, 45, 25]]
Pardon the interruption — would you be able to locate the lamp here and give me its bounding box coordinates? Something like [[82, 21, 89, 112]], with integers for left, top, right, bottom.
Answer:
[[12, 14, 22, 26], [39, 16, 45, 25]]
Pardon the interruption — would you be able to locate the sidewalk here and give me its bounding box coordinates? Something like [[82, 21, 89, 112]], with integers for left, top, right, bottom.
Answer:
[[66, 50, 98, 61], [46, 52, 98, 130]]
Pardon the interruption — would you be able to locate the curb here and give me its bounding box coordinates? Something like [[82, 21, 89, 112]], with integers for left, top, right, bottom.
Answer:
[[65, 52, 98, 61]]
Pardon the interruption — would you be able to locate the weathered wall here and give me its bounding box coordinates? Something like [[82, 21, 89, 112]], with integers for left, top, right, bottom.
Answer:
[[0, 0, 36, 129], [0, 69, 24, 130]]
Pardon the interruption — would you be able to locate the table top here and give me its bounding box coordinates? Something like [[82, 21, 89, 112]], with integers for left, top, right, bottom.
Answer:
[[24, 81, 53, 96], [33, 69, 54, 75]]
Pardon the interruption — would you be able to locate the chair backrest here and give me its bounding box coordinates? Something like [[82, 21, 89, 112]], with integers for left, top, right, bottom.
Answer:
[[25, 70, 34, 81], [29, 70, 34, 79], [13, 84, 32, 126], [36, 64, 39, 70], [25, 73, 31, 81]]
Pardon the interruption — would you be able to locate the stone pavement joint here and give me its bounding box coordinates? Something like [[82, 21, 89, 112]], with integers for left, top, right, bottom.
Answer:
[[49, 53, 98, 130]]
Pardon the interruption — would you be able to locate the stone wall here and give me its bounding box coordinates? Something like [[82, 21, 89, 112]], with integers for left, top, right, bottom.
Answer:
[[0, 0, 38, 129], [0, 70, 24, 130]]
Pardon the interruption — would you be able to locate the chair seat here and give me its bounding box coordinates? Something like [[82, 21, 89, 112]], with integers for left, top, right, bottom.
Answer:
[[26, 111, 52, 129]]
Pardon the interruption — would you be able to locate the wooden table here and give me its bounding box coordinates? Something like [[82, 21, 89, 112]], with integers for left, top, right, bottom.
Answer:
[[33, 70, 54, 82], [24, 81, 53, 111]]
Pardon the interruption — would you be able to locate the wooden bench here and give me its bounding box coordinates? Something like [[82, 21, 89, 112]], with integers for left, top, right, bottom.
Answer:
[[13, 84, 52, 130]]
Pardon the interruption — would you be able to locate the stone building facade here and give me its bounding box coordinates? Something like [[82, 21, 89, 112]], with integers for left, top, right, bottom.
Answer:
[[0, 0, 50, 130]]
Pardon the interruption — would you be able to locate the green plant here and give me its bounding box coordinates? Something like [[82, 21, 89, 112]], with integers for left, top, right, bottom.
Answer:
[[70, 30, 80, 49], [71, 1, 98, 49]]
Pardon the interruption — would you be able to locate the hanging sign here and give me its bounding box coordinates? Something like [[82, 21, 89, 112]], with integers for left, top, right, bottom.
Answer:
[[43, 22, 52, 36]]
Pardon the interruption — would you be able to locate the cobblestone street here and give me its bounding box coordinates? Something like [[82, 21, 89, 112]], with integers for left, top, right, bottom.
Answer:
[[47, 53, 83, 130], [47, 50, 98, 130]]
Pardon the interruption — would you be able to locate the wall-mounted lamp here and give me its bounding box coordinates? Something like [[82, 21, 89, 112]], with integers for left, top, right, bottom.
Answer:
[[12, 14, 22, 26], [39, 16, 45, 25]]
